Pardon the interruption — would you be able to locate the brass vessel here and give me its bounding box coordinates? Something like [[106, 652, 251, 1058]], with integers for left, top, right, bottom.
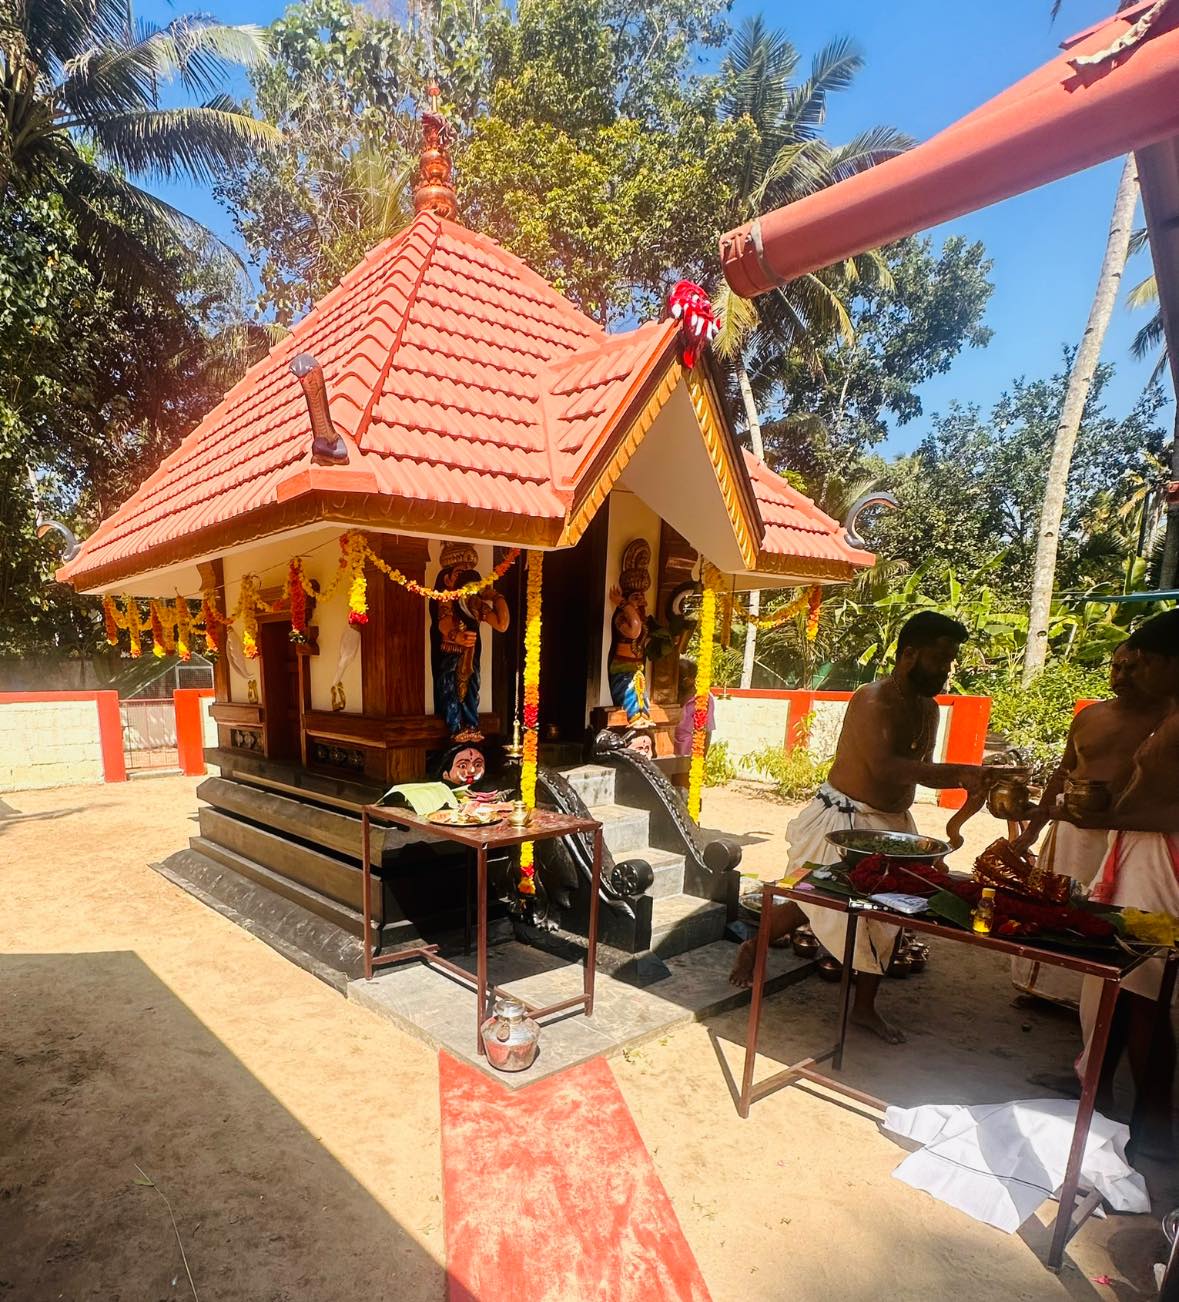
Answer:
[[986, 769, 1035, 821], [1063, 777, 1111, 820]]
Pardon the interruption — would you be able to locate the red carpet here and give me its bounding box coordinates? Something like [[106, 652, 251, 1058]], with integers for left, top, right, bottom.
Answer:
[[439, 1052, 711, 1302]]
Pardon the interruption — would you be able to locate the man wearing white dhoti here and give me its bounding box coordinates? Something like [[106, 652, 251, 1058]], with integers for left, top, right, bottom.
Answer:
[[1011, 642, 1167, 1006], [730, 612, 997, 1043], [1051, 610, 1179, 1154]]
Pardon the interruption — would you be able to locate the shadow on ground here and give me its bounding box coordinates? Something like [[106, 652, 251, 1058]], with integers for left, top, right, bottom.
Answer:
[[0, 951, 442, 1301]]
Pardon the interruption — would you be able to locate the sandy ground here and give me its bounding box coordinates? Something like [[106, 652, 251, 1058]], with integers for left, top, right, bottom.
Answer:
[[1, 774, 1175, 1301], [0, 777, 446, 1301]]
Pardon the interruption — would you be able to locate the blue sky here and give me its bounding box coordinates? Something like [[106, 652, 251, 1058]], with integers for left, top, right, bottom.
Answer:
[[143, 0, 1168, 454]]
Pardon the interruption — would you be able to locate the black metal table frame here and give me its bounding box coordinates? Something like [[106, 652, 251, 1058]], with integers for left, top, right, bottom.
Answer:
[[739, 881, 1178, 1271], [360, 805, 604, 1056]]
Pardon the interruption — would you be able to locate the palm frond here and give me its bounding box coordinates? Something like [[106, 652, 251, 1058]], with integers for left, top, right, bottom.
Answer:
[[782, 37, 864, 137], [711, 282, 760, 360], [81, 99, 280, 182], [1126, 271, 1158, 310], [1131, 308, 1165, 360], [824, 126, 912, 182], [1128, 224, 1151, 257]]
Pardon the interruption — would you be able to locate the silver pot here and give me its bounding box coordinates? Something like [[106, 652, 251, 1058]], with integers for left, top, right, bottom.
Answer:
[[480, 995, 540, 1072]]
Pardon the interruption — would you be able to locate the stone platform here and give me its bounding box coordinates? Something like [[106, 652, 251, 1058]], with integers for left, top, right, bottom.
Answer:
[[348, 938, 813, 1088]]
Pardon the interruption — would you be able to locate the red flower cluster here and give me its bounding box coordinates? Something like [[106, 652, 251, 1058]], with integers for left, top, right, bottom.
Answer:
[[845, 854, 1114, 940], [523, 703, 539, 730]]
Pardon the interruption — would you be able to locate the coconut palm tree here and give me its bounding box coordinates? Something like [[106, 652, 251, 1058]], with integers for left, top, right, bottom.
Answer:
[[1, 0, 278, 281], [710, 15, 908, 686]]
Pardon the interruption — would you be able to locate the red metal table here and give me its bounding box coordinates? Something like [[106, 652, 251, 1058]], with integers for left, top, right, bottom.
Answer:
[[739, 880, 1178, 1271], [360, 805, 603, 1055]]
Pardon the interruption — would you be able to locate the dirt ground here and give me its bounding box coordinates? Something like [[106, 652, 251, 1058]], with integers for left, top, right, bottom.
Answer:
[[1, 775, 1176, 1301]]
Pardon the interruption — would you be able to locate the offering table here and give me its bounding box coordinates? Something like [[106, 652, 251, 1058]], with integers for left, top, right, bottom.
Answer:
[[360, 805, 603, 1055], [739, 877, 1178, 1271]]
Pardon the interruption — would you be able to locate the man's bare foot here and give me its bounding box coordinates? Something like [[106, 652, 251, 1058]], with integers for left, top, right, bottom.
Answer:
[[850, 1007, 907, 1044], [729, 939, 756, 988]]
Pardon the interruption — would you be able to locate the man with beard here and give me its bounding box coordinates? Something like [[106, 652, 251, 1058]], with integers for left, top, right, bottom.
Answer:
[[1053, 610, 1179, 1154], [730, 612, 998, 1043]]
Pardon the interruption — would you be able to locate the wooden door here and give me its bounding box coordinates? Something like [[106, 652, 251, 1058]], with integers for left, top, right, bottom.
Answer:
[[260, 620, 301, 762]]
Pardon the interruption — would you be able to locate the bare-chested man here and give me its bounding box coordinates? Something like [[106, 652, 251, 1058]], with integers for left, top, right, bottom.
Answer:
[[1013, 643, 1166, 877], [1051, 610, 1179, 1154], [729, 612, 999, 1042]]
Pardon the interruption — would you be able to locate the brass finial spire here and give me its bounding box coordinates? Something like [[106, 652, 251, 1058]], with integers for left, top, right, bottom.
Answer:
[[413, 88, 458, 221]]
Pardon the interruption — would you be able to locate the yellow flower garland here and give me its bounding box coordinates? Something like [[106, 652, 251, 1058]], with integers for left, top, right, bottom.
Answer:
[[518, 551, 543, 892], [100, 532, 522, 658], [687, 571, 718, 822]]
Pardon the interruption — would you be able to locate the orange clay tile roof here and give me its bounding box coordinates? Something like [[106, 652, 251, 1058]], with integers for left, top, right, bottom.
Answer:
[[742, 451, 875, 568], [57, 209, 870, 588]]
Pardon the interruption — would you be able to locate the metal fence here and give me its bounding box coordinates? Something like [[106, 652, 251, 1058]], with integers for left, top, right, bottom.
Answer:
[[120, 697, 179, 771]]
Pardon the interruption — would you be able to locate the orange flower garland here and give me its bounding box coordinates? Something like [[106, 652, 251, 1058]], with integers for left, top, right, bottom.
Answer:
[[102, 595, 119, 645], [149, 600, 167, 658], [363, 540, 521, 602], [687, 571, 717, 822], [736, 584, 823, 635], [201, 590, 222, 656], [518, 551, 543, 894], [125, 598, 143, 658], [175, 598, 193, 663], [238, 576, 263, 659], [288, 560, 308, 643]]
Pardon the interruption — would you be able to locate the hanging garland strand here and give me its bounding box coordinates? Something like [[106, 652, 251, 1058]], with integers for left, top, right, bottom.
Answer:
[[518, 551, 543, 894], [101, 534, 523, 658], [732, 584, 823, 638], [688, 568, 719, 822]]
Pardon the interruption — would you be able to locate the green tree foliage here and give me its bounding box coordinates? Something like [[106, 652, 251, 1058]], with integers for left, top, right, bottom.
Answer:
[[459, 0, 740, 323], [870, 359, 1168, 599], [1, 0, 276, 280], [0, 186, 264, 658], [757, 235, 994, 484]]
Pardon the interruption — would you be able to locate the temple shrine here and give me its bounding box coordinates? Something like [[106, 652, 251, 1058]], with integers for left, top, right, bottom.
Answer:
[[58, 113, 873, 985]]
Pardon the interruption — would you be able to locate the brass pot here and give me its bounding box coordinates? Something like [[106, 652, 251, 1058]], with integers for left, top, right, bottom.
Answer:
[[1063, 777, 1111, 820], [986, 773, 1034, 821], [792, 927, 820, 959]]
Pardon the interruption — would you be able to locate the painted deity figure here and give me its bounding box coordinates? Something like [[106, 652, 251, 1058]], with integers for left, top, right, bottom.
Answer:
[[430, 542, 510, 742], [608, 539, 653, 727]]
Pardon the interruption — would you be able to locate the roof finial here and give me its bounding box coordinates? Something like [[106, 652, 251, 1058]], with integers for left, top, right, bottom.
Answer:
[[414, 91, 458, 222]]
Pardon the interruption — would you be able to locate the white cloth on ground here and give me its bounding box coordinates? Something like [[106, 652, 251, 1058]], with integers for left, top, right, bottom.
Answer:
[[883, 1099, 1148, 1233], [1076, 829, 1179, 1072], [1010, 822, 1111, 1005], [788, 781, 915, 974]]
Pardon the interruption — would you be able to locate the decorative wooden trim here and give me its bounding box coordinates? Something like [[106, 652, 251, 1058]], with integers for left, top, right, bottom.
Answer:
[[748, 552, 862, 584], [303, 710, 501, 750], [210, 702, 264, 726], [64, 488, 563, 595], [561, 362, 682, 548], [685, 369, 760, 570]]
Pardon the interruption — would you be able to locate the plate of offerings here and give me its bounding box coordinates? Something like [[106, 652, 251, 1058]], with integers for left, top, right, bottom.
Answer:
[[973, 838, 1071, 905], [427, 807, 504, 827], [825, 828, 949, 867]]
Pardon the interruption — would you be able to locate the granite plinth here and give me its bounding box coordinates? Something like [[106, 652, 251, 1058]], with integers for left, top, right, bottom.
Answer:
[[347, 939, 812, 1087]]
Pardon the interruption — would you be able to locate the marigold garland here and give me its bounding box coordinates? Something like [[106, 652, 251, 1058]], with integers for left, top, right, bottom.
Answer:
[[149, 600, 167, 659], [687, 573, 717, 822], [201, 590, 222, 656], [288, 560, 308, 643], [805, 586, 822, 642], [518, 551, 543, 893], [735, 584, 823, 636], [175, 597, 193, 663], [100, 532, 520, 659], [102, 595, 119, 646]]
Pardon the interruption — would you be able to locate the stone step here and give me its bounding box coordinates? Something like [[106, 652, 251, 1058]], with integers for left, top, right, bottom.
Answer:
[[649, 894, 727, 958], [558, 763, 617, 807], [589, 803, 651, 856], [642, 848, 685, 899]]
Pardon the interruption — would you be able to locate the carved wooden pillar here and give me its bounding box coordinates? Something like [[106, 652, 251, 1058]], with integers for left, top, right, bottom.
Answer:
[[198, 557, 231, 705], [652, 522, 697, 705]]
